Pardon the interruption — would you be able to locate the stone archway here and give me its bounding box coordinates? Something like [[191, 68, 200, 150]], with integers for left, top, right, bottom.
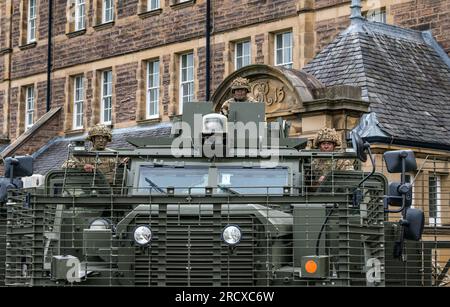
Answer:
[[212, 64, 324, 117]]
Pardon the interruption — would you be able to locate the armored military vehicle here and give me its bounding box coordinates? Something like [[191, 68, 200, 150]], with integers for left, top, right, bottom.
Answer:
[[0, 102, 439, 287]]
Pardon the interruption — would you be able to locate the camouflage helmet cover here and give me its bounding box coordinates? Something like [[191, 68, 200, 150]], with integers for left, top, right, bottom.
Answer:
[[231, 77, 251, 92], [87, 124, 112, 142], [314, 127, 342, 148]]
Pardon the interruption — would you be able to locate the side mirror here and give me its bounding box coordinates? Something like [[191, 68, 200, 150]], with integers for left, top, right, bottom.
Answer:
[[386, 182, 413, 207], [383, 150, 417, 173], [4, 156, 33, 178], [0, 178, 9, 203], [404, 208, 425, 241], [351, 131, 368, 162], [0, 177, 22, 203]]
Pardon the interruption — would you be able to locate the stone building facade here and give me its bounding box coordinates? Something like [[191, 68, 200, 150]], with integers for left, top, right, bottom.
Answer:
[[0, 0, 448, 276], [0, 0, 448, 152]]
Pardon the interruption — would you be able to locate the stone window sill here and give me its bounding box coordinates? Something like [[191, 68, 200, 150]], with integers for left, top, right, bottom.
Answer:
[[65, 128, 85, 136], [138, 8, 163, 19], [93, 21, 115, 31], [137, 117, 161, 125], [19, 42, 37, 51], [0, 48, 12, 55], [66, 29, 86, 39], [170, 0, 196, 10]]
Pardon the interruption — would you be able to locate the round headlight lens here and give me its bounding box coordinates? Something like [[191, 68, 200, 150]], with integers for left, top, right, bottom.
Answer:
[[90, 218, 110, 230], [134, 226, 152, 246], [222, 225, 242, 245]]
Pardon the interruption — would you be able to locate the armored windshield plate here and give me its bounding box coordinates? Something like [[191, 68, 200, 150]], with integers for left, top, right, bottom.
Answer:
[[228, 102, 265, 124]]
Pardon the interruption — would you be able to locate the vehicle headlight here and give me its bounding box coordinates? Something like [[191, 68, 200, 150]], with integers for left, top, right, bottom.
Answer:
[[89, 218, 111, 230], [134, 225, 152, 246], [222, 225, 242, 245]]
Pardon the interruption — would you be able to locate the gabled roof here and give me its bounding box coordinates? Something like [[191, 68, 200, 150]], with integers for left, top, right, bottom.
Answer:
[[33, 123, 173, 175], [304, 20, 450, 150], [0, 107, 62, 158]]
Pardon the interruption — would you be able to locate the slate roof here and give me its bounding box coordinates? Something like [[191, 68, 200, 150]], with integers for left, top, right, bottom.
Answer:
[[0, 144, 9, 153], [304, 20, 450, 150], [33, 123, 173, 175]]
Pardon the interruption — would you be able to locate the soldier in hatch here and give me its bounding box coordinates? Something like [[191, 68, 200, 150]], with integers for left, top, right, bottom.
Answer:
[[62, 124, 126, 184], [311, 127, 354, 186], [220, 77, 258, 116]]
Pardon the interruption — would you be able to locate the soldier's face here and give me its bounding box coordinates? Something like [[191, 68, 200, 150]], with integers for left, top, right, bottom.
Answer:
[[319, 141, 335, 152], [233, 89, 248, 101], [93, 136, 108, 150]]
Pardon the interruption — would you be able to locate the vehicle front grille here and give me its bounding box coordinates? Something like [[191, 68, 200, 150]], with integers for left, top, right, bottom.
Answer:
[[133, 214, 257, 286]]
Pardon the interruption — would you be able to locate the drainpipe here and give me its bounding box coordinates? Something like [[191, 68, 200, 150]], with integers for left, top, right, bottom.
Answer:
[[46, 0, 53, 112], [6, 0, 13, 142], [205, 0, 211, 101]]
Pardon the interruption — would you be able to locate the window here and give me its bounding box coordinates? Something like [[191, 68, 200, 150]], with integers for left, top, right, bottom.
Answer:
[[217, 167, 289, 195], [235, 40, 251, 70], [73, 76, 84, 129], [102, 0, 114, 23], [25, 86, 35, 129], [137, 165, 209, 195], [429, 175, 442, 226], [101, 70, 113, 124], [365, 8, 386, 23], [275, 31, 293, 68], [146, 60, 160, 119], [148, 0, 160, 10], [27, 0, 37, 43], [75, 0, 86, 31], [179, 52, 194, 114]]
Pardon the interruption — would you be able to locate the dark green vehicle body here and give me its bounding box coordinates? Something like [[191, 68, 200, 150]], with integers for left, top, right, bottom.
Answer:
[[0, 102, 438, 286]]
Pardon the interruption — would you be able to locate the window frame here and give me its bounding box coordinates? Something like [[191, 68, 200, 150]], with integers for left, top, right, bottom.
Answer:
[[146, 60, 160, 119], [428, 174, 442, 226], [102, 0, 114, 24], [235, 40, 251, 70], [100, 70, 113, 125], [179, 52, 194, 114], [25, 86, 35, 129], [365, 7, 387, 23], [75, 0, 86, 31], [274, 31, 293, 68], [27, 0, 37, 43], [147, 0, 160, 11], [73, 75, 84, 129]]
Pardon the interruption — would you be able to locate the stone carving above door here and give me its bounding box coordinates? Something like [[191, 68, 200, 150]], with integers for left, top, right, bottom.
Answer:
[[212, 64, 321, 115], [251, 81, 285, 106]]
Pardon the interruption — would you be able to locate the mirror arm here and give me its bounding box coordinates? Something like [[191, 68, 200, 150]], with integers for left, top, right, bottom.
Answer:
[[401, 152, 408, 218], [393, 153, 410, 259], [9, 163, 14, 185], [357, 143, 375, 188], [384, 197, 407, 213]]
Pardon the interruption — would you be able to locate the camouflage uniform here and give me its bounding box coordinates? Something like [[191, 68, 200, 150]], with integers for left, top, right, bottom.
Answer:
[[62, 124, 122, 184], [311, 127, 354, 185], [433, 259, 450, 287], [220, 77, 258, 116]]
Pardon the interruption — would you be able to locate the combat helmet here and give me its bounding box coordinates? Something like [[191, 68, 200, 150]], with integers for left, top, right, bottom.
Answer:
[[231, 77, 251, 92], [314, 127, 341, 148], [87, 124, 112, 142]]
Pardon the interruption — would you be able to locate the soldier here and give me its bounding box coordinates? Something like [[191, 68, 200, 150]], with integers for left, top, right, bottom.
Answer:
[[62, 124, 125, 184], [311, 127, 354, 186], [220, 77, 258, 116]]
